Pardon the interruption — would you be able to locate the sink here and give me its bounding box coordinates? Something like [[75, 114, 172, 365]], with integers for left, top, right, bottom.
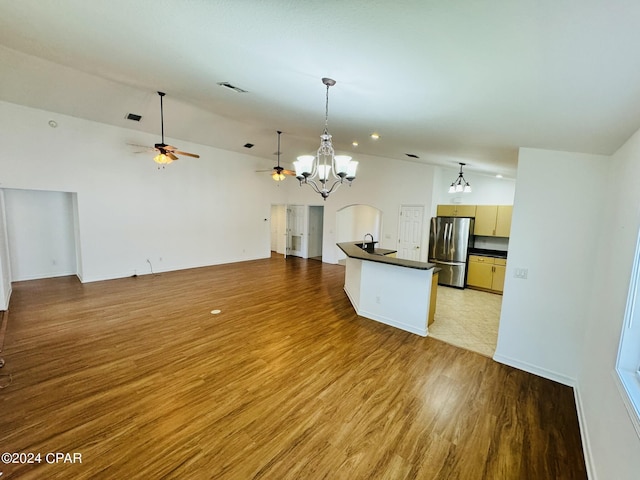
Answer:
[[354, 242, 395, 256], [354, 242, 377, 253]]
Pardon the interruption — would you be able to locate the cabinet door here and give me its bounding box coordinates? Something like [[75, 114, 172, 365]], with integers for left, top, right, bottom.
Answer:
[[474, 205, 498, 236], [492, 264, 506, 292], [495, 206, 513, 237], [467, 261, 493, 289], [455, 205, 477, 217], [436, 205, 457, 216]]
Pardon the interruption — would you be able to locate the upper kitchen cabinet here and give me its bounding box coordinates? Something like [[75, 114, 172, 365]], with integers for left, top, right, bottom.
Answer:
[[436, 204, 477, 217], [474, 205, 512, 237]]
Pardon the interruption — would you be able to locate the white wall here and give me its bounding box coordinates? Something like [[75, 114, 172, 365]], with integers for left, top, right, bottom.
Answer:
[[4, 189, 77, 281], [0, 100, 287, 282], [492, 145, 640, 479], [335, 204, 382, 261], [431, 166, 516, 215], [575, 128, 640, 480], [495, 148, 608, 385]]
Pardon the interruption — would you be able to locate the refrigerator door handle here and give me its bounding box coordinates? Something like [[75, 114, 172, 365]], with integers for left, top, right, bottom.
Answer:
[[434, 260, 464, 266]]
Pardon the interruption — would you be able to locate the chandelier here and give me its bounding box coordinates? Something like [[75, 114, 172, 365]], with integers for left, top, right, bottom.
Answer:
[[293, 77, 358, 200], [449, 162, 472, 193]]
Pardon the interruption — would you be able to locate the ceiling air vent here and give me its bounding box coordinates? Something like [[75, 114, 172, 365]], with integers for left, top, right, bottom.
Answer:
[[125, 113, 142, 122], [405, 153, 420, 159], [217, 82, 248, 93]]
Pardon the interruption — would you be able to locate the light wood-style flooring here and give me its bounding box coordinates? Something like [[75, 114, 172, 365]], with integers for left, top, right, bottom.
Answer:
[[0, 255, 586, 479]]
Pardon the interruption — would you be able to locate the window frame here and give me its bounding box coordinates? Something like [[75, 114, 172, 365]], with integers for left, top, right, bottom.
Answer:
[[616, 227, 640, 438]]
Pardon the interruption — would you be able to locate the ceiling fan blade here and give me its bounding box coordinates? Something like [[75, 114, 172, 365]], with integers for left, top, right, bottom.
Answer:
[[173, 150, 200, 158], [162, 145, 177, 151], [283, 169, 296, 176], [167, 152, 179, 161], [127, 143, 156, 153], [255, 169, 275, 173]]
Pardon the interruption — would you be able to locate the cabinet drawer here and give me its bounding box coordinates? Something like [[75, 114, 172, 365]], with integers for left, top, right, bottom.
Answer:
[[494, 258, 507, 266], [469, 255, 492, 263]]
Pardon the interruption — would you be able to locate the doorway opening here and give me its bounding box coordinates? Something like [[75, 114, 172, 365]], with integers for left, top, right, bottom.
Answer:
[[336, 204, 383, 265], [270, 204, 324, 261], [307, 206, 324, 261], [3, 188, 79, 282]]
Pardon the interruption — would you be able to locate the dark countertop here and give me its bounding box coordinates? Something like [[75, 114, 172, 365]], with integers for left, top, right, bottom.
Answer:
[[468, 247, 508, 259], [337, 242, 437, 271]]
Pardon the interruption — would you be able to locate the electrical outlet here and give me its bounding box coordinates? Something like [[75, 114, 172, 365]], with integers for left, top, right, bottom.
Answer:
[[514, 268, 528, 279]]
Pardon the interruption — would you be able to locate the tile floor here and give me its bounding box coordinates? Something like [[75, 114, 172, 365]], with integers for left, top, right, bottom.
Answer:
[[428, 285, 503, 357]]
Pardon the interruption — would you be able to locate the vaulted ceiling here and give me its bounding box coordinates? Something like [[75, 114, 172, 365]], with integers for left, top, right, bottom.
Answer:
[[2, 0, 640, 178]]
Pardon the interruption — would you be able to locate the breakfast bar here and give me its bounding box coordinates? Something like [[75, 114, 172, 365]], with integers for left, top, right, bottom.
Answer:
[[337, 241, 439, 336]]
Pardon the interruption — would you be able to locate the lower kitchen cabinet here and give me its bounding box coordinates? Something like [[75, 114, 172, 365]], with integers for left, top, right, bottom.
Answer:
[[467, 255, 506, 293]]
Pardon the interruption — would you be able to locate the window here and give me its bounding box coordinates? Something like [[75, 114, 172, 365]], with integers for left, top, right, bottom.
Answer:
[[616, 228, 640, 438]]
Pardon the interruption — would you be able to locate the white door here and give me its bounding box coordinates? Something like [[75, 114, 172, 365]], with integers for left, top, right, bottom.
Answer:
[[287, 205, 306, 258], [398, 205, 424, 261]]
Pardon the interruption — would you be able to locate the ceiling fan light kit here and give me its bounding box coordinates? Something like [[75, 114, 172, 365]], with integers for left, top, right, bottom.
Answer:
[[293, 77, 358, 200]]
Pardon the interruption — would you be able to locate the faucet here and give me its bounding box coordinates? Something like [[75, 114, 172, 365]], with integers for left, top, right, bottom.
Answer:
[[363, 233, 374, 251]]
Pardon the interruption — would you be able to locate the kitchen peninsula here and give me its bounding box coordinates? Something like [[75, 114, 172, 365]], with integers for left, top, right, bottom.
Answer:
[[337, 242, 439, 337]]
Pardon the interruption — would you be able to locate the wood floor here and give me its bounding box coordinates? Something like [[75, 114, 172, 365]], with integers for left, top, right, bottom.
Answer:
[[1, 255, 586, 479]]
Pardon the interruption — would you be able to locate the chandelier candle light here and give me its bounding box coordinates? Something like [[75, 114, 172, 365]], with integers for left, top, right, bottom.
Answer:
[[449, 162, 472, 193], [294, 78, 358, 200]]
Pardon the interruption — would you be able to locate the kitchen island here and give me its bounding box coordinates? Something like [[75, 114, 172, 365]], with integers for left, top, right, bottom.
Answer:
[[337, 242, 439, 336]]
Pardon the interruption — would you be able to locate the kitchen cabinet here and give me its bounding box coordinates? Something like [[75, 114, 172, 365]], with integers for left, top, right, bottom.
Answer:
[[492, 258, 506, 292], [428, 271, 439, 326], [436, 204, 477, 217], [474, 205, 512, 237], [467, 255, 506, 293]]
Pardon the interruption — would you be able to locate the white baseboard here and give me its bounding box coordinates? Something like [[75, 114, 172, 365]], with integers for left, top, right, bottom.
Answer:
[[357, 307, 427, 336], [573, 382, 597, 480], [343, 285, 427, 337], [492, 352, 576, 387]]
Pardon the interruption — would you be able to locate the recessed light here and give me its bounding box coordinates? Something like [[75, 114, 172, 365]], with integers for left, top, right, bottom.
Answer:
[[125, 113, 142, 122], [496, 174, 503, 179], [405, 153, 419, 159], [370, 133, 380, 140], [352, 141, 359, 147], [244, 143, 254, 149], [48, 120, 58, 128]]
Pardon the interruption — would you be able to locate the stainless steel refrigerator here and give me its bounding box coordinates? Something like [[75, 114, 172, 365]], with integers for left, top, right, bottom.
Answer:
[[428, 216, 474, 288]]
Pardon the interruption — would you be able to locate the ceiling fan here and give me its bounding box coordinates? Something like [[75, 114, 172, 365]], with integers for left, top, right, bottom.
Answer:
[[130, 91, 200, 167], [256, 130, 295, 181]]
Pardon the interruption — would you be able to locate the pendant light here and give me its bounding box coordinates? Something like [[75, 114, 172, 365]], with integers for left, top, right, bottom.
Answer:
[[293, 77, 358, 200], [449, 162, 472, 193]]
